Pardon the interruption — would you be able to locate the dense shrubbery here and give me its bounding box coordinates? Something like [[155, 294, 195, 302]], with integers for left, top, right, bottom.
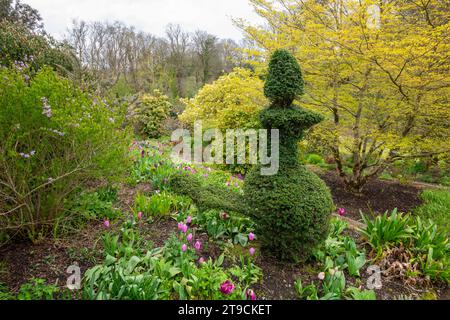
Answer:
[[0, 20, 73, 73], [179, 68, 268, 174], [361, 210, 449, 283], [0, 66, 130, 241], [169, 171, 244, 214], [130, 90, 171, 138], [179, 68, 266, 130], [244, 49, 333, 261]]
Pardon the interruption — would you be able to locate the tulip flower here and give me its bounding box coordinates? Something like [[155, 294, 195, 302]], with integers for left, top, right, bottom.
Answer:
[[194, 241, 202, 251], [137, 212, 143, 220], [338, 208, 347, 216], [181, 244, 187, 252], [198, 257, 205, 264], [187, 233, 193, 242], [181, 224, 188, 233], [247, 289, 257, 301], [249, 247, 256, 256], [186, 216, 192, 225], [248, 233, 255, 241], [103, 220, 110, 228], [220, 280, 235, 295]]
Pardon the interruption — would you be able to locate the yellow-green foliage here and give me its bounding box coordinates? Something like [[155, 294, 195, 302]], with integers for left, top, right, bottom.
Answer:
[[131, 90, 171, 138], [237, 0, 450, 192], [179, 68, 267, 130]]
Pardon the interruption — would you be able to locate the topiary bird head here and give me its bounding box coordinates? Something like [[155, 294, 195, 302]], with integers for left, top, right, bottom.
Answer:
[[264, 49, 305, 107]]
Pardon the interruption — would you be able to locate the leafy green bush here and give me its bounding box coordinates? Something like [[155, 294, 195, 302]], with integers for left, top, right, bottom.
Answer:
[[361, 210, 449, 283], [305, 154, 325, 165], [415, 189, 450, 234], [0, 20, 73, 73], [244, 49, 333, 261], [169, 171, 244, 214], [130, 90, 171, 138], [360, 209, 414, 255], [0, 67, 130, 241], [17, 278, 59, 300], [314, 219, 366, 278], [195, 210, 255, 246]]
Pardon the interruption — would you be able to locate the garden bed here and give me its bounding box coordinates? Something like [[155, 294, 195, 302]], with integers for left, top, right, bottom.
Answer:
[[316, 169, 423, 221], [0, 142, 448, 301], [0, 182, 448, 300]]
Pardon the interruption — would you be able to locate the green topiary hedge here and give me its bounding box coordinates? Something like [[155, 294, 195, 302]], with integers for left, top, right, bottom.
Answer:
[[169, 171, 244, 214], [264, 49, 304, 107], [244, 49, 333, 261]]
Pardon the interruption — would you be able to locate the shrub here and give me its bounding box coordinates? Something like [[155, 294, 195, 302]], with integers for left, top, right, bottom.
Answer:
[[0, 20, 73, 73], [179, 68, 267, 130], [244, 49, 333, 261], [130, 90, 171, 138], [305, 154, 325, 165], [169, 171, 244, 214], [360, 209, 414, 255], [0, 67, 130, 242]]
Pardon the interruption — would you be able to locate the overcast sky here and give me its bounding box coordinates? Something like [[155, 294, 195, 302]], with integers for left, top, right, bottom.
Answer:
[[25, 0, 264, 40]]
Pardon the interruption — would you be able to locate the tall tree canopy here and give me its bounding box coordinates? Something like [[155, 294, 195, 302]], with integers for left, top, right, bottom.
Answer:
[[237, 0, 450, 192]]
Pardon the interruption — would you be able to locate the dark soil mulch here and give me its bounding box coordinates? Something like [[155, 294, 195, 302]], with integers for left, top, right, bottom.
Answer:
[[0, 222, 104, 293], [317, 170, 423, 221]]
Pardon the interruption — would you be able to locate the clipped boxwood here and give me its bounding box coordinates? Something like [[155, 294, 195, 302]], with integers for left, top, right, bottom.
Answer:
[[244, 49, 333, 261], [169, 171, 244, 214]]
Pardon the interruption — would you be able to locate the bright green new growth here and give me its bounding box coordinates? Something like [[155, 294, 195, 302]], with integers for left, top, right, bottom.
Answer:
[[264, 49, 305, 107], [244, 49, 333, 261]]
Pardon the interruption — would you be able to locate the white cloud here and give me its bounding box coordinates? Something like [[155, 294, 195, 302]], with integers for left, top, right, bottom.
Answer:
[[24, 0, 264, 40]]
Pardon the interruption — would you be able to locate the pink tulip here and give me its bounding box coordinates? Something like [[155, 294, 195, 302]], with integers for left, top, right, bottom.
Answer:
[[181, 224, 188, 233], [338, 208, 347, 216], [220, 280, 235, 295], [181, 244, 187, 252], [187, 233, 193, 242], [194, 241, 202, 251], [186, 216, 192, 225], [248, 233, 255, 241], [103, 220, 110, 228], [198, 257, 205, 264], [178, 222, 184, 231], [249, 247, 256, 256], [137, 212, 143, 220], [247, 289, 257, 301]]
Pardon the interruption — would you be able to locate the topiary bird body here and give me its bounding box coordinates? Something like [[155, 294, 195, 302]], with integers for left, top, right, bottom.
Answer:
[[244, 49, 334, 261]]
